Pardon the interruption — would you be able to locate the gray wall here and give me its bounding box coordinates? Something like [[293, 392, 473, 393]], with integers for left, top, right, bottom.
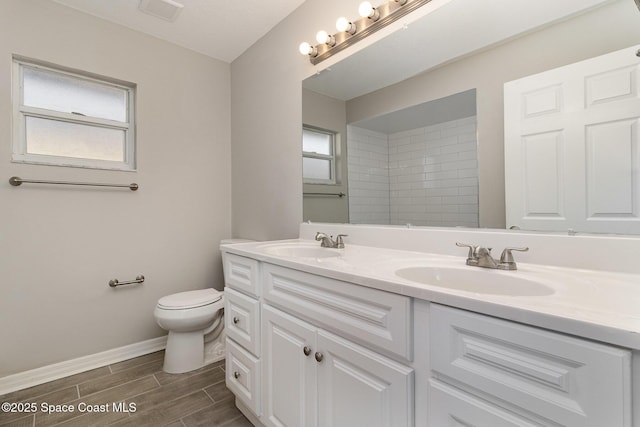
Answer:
[[231, 0, 365, 240], [231, 0, 640, 237], [0, 1, 231, 376]]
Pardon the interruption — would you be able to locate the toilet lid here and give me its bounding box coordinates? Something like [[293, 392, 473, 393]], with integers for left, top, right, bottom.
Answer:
[[157, 288, 222, 310]]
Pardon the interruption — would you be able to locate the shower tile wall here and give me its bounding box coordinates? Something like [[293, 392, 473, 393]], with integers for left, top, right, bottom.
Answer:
[[346, 127, 390, 224], [348, 116, 478, 227]]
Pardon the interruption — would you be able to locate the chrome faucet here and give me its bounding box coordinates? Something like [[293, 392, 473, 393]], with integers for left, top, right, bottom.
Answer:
[[315, 232, 348, 249], [456, 242, 528, 270]]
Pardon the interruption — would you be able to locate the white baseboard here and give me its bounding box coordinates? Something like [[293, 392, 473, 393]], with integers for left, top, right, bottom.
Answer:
[[0, 336, 167, 396]]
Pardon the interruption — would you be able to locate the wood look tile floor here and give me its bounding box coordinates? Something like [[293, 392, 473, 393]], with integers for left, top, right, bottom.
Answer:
[[0, 352, 252, 427]]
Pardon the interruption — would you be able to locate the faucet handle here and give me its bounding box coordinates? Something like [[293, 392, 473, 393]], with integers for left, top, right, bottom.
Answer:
[[498, 247, 529, 270], [315, 231, 329, 242], [315, 232, 333, 247], [456, 242, 478, 265], [335, 234, 348, 248]]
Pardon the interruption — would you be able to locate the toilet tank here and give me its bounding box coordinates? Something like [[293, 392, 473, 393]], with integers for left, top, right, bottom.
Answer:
[[220, 238, 254, 246]]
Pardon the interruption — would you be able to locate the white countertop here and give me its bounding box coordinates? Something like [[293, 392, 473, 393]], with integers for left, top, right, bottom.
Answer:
[[222, 238, 640, 351]]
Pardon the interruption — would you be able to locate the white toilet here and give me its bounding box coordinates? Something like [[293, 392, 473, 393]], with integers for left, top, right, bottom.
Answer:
[[154, 238, 252, 374], [154, 288, 225, 374]]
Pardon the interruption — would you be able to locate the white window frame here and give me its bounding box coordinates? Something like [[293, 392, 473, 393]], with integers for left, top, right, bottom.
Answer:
[[302, 125, 337, 185], [12, 57, 136, 171]]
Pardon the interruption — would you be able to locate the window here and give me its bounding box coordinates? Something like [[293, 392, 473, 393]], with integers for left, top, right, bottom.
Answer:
[[302, 126, 336, 184], [12, 57, 136, 170]]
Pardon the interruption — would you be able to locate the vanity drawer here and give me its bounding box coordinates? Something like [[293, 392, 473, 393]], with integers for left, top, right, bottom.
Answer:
[[226, 338, 261, 417], [225, 287, 260, 357], [430, 304, 631, 426], [429, 379, 544, 427], [262, 263, 412, 361], [223, 253, 260, 297]]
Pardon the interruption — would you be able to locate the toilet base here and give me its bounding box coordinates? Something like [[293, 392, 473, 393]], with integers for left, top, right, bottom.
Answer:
[[163, 330, 205, 374], [204, 329, 226, 365]]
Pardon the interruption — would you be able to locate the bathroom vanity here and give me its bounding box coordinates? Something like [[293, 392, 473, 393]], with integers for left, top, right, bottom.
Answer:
[[221, 224, 640, 427]]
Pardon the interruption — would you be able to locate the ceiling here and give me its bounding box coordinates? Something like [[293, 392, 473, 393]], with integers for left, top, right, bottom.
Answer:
[[351, 89, 476, 134], [52, 0, 307, 63]]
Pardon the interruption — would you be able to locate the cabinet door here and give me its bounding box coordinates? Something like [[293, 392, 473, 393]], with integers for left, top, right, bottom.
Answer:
[[316, 329, 414, 427], [262, 305, 318, 427]]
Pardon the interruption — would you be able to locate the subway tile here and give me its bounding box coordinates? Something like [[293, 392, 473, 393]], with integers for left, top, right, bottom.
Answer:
[[458, 186, 478, 196], [458, 168, 479, 179], [457, 149, 477, 161]]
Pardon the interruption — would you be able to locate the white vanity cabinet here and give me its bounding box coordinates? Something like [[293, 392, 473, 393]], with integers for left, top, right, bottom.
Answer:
[[221, 244, 637, 427], [262, 304, 414, 427], [260, 263, 415, 427], [428, 304, 632, 427]]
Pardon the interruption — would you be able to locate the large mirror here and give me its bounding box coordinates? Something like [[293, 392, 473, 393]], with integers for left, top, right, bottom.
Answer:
[[302, 0, 640, 234]]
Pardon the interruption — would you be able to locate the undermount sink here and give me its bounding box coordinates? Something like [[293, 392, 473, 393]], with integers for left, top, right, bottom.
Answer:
[[261, 244, 342, 259], [395, 266, 554, 296]]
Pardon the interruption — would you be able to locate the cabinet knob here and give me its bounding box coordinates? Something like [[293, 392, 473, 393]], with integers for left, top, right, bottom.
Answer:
[[303, 346, 312, 356], [233, 316, 240, 324], [233, 371, 240, 379], [314, 352, 324, 362]]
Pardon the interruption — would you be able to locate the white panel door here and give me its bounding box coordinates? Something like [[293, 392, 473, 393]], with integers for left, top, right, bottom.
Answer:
[[316, 329, 414, 427], [262, 305, 318, 427], [505, 44, 640, 233]]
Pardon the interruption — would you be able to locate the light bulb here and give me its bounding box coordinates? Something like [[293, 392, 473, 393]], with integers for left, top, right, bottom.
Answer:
[[316, 30, 329, 44], [336, 17, 356, 35], [315, 30, 336, 47], [298, 42, 317, 57], [358, 1, 374, 18], [336, 17, 349, 32], [299, 42, 311, 55]]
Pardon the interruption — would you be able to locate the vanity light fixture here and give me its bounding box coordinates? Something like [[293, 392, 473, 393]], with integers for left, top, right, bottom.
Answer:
[[300, 0, 433, 65]]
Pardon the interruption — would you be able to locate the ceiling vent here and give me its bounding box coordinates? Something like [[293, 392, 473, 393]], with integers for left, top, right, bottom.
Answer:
[[138, 0, 184, 22]]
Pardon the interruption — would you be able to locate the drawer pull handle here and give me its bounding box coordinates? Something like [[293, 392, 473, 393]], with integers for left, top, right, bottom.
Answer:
[[233, 371, 240, 379], [303, 346, 312, 356], [315, 352, 324, 363], [233, 316, 240, 324]]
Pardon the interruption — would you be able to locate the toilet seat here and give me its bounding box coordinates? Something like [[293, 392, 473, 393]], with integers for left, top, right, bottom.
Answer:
[[157, 288, 222, 310]]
